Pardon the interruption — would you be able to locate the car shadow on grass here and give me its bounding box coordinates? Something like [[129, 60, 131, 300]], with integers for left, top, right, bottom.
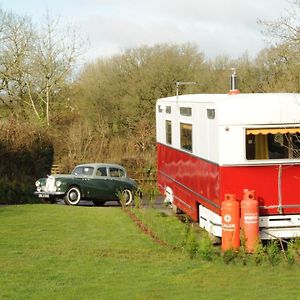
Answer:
[[56, 195, 167, 209], [56, 199, 120, 207]]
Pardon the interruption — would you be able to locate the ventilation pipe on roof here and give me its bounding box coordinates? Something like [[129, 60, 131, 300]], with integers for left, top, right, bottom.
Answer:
[[228, 68, 240, 95]]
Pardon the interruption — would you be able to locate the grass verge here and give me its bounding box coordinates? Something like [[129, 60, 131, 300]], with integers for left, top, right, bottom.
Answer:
[[1, 204, 300, 300]]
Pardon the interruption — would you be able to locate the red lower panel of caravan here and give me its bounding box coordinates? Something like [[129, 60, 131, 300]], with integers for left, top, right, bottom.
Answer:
[[157, 143, 300, 221]]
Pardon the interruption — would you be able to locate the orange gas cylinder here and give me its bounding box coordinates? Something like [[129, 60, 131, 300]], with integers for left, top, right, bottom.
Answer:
[[221, 194, 240, 251], [241, 189, 259, 253]]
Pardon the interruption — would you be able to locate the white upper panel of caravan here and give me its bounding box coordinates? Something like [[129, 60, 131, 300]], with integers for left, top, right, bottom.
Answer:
[[156, 93, 300, 165], [157, 93, 300, 125]]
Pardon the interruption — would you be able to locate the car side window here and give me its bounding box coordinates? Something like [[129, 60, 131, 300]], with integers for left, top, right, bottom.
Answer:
[[83, 167, 94, 176], [109, 167, 125, 178], [96, 167, 107, 177]]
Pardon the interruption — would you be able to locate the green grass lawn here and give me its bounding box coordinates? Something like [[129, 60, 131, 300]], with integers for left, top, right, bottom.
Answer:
[[1, 205, 300, 300]]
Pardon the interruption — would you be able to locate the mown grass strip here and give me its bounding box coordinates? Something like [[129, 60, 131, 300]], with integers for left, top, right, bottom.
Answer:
[[1, 204, 300, 300]]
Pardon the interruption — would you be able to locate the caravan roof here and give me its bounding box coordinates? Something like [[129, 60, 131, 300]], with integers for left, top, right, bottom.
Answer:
[[157, 93, 300, 125]]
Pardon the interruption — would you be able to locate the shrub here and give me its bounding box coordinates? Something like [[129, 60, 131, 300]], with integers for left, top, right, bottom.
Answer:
[[252, 241, 266, 266], [198, 235, 214, 261], [285, 237, 300, 265], [0, 119, 53, 204], [222, 249, 237, 265], [267, 240, 281, 266], [186, 233, 199, 259], [148, 188, 156, 208], [133, 191, 142, 209]]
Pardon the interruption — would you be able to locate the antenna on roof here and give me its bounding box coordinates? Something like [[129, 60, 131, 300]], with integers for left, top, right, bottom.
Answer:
[[176, 81, 198, 101], [228, 68, 240, 95]]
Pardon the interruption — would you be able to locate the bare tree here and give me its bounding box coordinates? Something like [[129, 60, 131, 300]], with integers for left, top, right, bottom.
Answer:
[[259, 0, 300, 51], [0, 9, 83, 124], [27, 13, 82, 125], [258, 1, 300, 92], [0, 9, 35, 114]]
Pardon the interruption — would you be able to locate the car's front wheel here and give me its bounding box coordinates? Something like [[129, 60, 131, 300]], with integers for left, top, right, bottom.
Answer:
[[122, 189, 133, 206], [64, 186, 81, 206]]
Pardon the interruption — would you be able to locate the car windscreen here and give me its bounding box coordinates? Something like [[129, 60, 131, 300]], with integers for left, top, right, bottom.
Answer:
[[72, 166, 94, 176]]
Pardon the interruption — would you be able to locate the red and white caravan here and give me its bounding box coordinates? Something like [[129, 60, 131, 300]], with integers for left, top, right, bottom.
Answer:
[[156, 92, 300, 239]]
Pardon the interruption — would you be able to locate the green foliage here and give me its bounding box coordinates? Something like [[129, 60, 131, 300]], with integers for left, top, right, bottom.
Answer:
[[286, 248, 295, 266], [222, 249, 238, 265], [180, 215, 192, 248], [286, 237, 300, 265], [116, 190, 126, 209], [237, 230, 250, 265], [133, 209, 300, 267], [133, 191, 142, 209], [132, 208, 216, 261], [73, 44, 207, 168], [0, 119, 53, 204], [76, 44, 206, 128], [237, 245, 248, 266], [148, 188, 156, 209], [0, 177, 40, 204], [267, 240, 281, 266], [186, 233, 199, 259], [253, 241, 266, 266], [198, 234, 215, 261]]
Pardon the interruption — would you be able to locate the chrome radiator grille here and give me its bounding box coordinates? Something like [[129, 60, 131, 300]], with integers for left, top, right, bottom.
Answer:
[[45, 177, 56, 192]]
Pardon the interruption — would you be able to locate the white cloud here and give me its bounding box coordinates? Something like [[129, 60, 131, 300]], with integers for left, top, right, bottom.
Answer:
[[78, 0, 291, 60], [2, 0, 292, 61]]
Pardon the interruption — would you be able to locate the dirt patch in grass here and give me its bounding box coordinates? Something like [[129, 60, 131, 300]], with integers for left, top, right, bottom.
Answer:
[[124, 208, 168, 247]]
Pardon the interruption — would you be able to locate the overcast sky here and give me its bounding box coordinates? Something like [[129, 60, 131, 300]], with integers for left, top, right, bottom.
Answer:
[[0, 0, 291, 62]]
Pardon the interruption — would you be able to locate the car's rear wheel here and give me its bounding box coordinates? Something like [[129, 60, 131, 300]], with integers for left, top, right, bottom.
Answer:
[[122, 189, 133, 206], [92, 200, 106, 206], [64, 186, 81, 206]]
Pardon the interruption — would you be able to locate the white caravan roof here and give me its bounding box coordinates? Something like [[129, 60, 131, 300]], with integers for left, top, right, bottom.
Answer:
[[157, 93, 300, 125]]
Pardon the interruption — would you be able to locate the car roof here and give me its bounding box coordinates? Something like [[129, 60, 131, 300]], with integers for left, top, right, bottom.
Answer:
[[74, 163, 126, 170]]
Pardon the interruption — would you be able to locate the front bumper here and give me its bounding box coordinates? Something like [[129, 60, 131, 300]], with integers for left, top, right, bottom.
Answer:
[[34, 191, 65, 198]]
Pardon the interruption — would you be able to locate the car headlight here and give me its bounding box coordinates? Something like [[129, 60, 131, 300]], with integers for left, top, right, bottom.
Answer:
[[56, 180, 62, 187], [35, 180, 41, 187]]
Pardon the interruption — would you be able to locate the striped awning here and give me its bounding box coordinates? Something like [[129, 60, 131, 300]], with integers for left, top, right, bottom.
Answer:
[[246, 128, 300, 135]]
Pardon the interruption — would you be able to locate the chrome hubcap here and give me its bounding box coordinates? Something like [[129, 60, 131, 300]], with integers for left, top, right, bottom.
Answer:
[[69, 191, 78, 201]]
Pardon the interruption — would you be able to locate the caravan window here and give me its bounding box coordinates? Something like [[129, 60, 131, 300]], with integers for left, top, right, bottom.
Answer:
[[166, 120, 172, 145], [180, 123, 192, 152], [180, 107, 192, 116], [245, 127, 300, 160], [207, 109, 215, 119]]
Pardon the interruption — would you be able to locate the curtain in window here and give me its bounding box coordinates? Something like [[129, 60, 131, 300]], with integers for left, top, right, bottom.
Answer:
[[255, 134, 269, 159]]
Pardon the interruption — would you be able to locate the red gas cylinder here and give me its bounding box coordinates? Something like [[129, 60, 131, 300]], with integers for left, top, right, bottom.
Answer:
[[241, 189, 259, 253], [221, 194, 240, 251]]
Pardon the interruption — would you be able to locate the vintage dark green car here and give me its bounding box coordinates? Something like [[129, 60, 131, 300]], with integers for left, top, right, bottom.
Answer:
[[34, 163, 138, 206]]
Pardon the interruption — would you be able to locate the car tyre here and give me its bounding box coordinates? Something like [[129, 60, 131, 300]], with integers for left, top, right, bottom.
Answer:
[[122, 189, 133, 206], [64, 186, 81, 206]]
